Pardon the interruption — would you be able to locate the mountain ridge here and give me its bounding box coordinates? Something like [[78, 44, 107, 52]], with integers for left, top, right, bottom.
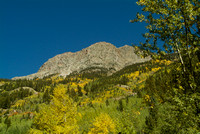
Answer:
[[12, 42, 151, 80]]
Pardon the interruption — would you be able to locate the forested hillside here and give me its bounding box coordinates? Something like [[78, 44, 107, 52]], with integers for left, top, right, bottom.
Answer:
[[1, 0, 199, 133], [0, 59, 175, 134], [0, 60, 189, 134], [1, 54, 200, 134]]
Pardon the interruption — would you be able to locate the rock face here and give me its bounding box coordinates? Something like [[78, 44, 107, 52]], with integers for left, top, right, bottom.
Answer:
[[12, 42, 150, 80]]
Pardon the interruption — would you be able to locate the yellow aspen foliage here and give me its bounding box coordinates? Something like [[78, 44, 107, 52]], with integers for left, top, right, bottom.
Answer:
[[145, 67, 149, 71], [11, 99, 25, 108], [29, 129, 43, 134], [30, 84, 79, 134], [151, 67, 161, 72], [44, 86, 51, 91], [138, 83, 145, 89], [88, 113, 116, 134], [150, 104, 154, 109], [145, 95, 150, 102], [127, 71, 140, 80]]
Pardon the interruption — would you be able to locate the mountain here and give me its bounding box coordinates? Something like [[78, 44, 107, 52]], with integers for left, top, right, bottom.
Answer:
[[12, 42, 150, 80]]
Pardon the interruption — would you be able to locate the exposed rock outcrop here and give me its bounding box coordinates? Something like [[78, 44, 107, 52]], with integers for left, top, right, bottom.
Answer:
[[12, 42, 150, 80]]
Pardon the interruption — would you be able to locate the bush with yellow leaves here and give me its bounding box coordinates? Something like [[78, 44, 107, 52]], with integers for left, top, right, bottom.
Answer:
[[30, 84, 79, 134], [88, 113, 116, 134]]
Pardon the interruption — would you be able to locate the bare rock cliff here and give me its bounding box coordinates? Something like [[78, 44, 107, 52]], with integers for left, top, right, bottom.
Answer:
[[12, 42, 150, 79]]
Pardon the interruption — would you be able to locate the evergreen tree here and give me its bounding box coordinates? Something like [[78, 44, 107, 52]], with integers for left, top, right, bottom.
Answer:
[[118, 99, 124, 112], [4, 116, 11, 131], [106, 99, 110, 106], [77, 85, 83, 96], [4, 95, 11, 109], [42, 88, 51, 103]]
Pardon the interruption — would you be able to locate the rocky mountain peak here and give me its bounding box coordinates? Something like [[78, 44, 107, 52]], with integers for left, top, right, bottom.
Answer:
[[12, 42, 151, 80], [88, 42, 115, 48]]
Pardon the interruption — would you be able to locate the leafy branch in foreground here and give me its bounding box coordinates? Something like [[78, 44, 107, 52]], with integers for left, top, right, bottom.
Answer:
[[131, 0, 200, 133], [131, 0, 199, 91]]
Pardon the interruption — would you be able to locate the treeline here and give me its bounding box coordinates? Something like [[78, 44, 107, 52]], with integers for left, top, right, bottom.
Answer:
[[0, 79, 52, 92]]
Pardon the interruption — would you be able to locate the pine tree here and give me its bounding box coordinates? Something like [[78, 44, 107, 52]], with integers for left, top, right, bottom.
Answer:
[[42, 87, 51, 103], [118, 99, 124, 112], [0, 116, 2, 123], [77, 85, 83, 96], [106, 99, 110, 106], [4, 116, 11, 131]]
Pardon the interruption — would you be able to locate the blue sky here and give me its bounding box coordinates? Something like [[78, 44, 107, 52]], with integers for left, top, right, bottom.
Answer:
[[0, 0, 147, 79]]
